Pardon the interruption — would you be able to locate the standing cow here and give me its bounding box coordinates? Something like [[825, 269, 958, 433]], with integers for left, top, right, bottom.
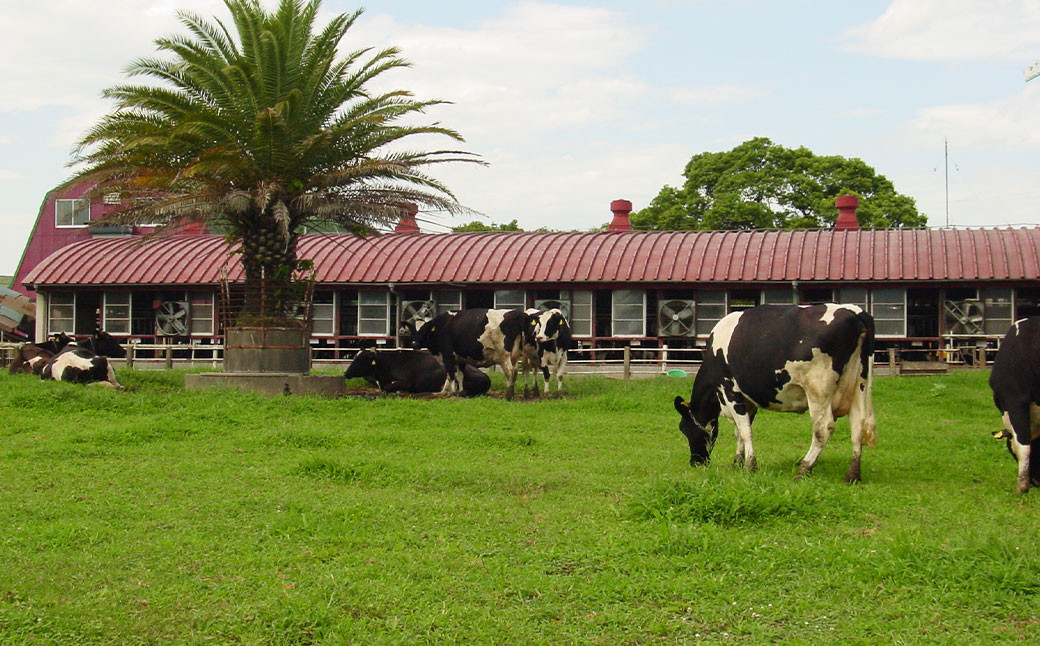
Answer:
[[989, 316, 1040, 494], [520, 308, 573, 397], [673, 303, 877, 483], [412, 309, 536, 400], [344, 349, 490, 397]]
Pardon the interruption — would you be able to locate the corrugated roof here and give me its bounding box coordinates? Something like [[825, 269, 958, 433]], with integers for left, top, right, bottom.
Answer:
[[21, 228, 1040, 288]]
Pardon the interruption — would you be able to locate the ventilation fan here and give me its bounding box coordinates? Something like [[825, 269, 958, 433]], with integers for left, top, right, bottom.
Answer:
[[156, 300, 190, 336], [533, 299, 571, 319], [658, 299, 697, 337], [944, 299, 984, 334], [400, 300, 435, 330]]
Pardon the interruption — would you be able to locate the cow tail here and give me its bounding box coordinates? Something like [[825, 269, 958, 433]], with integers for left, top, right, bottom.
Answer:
[[857, 310, 878, 449]]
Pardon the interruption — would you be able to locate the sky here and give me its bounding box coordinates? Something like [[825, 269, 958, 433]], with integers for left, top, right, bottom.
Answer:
[[2, 0, 1040, 275]]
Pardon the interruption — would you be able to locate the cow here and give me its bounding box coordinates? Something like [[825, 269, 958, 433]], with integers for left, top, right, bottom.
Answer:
[[9, 332, 75, 374], [989, 316, 1040, 494], [412, 308, 536, 400], [344, 349, 490, 397], [673, 303, 877, 483], [520, 308, 574, 397], [39, 329, 126, 389], [41, 345, 122, 388]]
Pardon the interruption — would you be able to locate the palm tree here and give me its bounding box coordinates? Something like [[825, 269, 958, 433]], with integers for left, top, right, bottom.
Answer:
[[71, 0, 477, 320]]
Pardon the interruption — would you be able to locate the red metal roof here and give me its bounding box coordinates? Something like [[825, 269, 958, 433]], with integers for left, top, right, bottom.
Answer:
[[21, 228, 1040, 288]]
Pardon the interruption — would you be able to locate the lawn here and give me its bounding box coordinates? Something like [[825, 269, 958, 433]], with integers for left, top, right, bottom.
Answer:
[[1, 369, 1038, 644]]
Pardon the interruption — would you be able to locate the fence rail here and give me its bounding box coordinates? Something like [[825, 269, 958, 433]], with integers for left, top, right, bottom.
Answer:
[[0, 340, 1000, 376]]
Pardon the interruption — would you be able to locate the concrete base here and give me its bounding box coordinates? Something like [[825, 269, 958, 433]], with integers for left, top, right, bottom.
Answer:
[[185, 372, 344, 398]]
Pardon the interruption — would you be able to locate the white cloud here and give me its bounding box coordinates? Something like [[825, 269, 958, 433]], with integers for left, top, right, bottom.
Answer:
[[840, 0, 1040, 63], [904, 83, 1040, 148], [0, 170, 25, 180], [667, 85, 767, 107]]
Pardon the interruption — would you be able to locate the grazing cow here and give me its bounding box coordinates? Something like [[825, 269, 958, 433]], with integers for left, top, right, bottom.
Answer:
[[520, 308, 574, 397], [989, 316, 1040, 494], [344, 349, 490, 397], [9, 332, 74, 374], [673, 303, 876, 483], [412, 309, 536, 400]]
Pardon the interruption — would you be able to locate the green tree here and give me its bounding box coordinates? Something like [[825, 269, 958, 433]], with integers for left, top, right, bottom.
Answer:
[[631, 138, 925, 231], [451, 219, 523, 232], [71, 0, 476, 318]]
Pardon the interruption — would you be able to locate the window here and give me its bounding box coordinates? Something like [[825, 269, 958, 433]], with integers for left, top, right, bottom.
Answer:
[[436, 290, 462, 314], [871, 287, 906, 337], [190, 292, 215, 336], [358, 290, 390, 336], [103, 192, 121, 205], [103, 292, 131, 334], [570, 290, 593, 337], [310, 292, 335, 336], [48, 292, 75, 334], [494, 289, 526, 310], [982, 287, 1013, 335], [836, 287, 868, 311], [1017, 287, 1040, 319], [696, 291, 727, 335], [728, 289, 761, 312], [763, 287, 794, 304], [800, 287, 834, 304], [612, 289, 645, 337], [55, 199, 89, 226]]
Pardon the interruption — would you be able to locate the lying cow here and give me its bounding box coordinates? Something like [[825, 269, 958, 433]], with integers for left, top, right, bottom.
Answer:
[[39, 329, 125, 389], [520, 308, 573, 397], [9, 332, 74, 374], [673, 303, 876, 483], [41, 345, 122, 388], [989, 316, 1040, 494], [412, 309, 536, 400], [345, 349, 490, 397]]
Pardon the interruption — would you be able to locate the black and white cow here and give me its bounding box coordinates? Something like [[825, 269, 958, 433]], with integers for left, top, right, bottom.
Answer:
[[989, 316, 1040, 494], [9, 332, 74, 374], [39, 330, 126, 388], [673, 303, 877, 483], [344, 349, 490, 397], [412, 308, 536, 400], [520, 308, 573, 397]]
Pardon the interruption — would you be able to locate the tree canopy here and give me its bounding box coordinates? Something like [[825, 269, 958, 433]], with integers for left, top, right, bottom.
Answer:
[[631, 138, 925, 231], [71, 0, 477, 317], [451, 219, 523, 232]]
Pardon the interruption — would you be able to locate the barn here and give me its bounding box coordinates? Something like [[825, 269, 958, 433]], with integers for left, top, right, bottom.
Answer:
[[16, 194, 1040, 368]]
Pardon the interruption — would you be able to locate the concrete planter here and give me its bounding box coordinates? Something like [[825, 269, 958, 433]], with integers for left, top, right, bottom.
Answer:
[[224, 326, 311, 374]]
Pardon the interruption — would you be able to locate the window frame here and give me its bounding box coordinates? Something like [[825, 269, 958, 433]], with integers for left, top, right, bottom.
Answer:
[[358, 290, 391, 337], [55, 198, 90, 227], [611, 289, 645, 338], [102, 292, 132, 335], [310, 291, 336, 337], [189, 291, 216, 337], [871, 287, 907, 338], [48, 292, 76, 334]]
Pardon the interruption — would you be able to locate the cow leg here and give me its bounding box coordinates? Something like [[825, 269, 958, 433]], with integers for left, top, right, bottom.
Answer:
[[503, 361, 518, 401], [844, 386, 874, 484], [732, 425, 745, 467], [1004, 405, 1034, 494], [440, 356, 459, 395], [732, 414, 756, 471], [798, 394, 836, 478]]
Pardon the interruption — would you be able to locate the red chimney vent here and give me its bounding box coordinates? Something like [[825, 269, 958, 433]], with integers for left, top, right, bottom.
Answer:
[[395, 203, 420, 234], [834, 195, 860, 231], [608, 199, 633, 233]]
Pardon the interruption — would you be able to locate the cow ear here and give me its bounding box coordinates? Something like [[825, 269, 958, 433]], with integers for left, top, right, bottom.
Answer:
[[993, 429, 1013, 441], [674, 396, 691, 416]]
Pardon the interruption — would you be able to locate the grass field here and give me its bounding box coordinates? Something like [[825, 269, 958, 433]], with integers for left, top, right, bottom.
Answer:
[[1, 368, 1038, 644]]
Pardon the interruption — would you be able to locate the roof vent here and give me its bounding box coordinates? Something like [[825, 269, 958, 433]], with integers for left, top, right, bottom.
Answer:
[[834, 195, 860, 231], [395, 203, 420, 234], [608, 199, 633, 233]]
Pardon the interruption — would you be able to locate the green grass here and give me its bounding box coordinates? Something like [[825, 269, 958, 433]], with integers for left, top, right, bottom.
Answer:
[[1, 369, 1038, 644]]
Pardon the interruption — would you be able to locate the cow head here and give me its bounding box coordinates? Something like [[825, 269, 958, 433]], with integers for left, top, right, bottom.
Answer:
[[536, 309, 566, 343], [344, 350, 378, 381], [52, 332, 75, 349], [411, 316, 441, 353], [85, 329, 127, 358], [674, 395, 719, 466]]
